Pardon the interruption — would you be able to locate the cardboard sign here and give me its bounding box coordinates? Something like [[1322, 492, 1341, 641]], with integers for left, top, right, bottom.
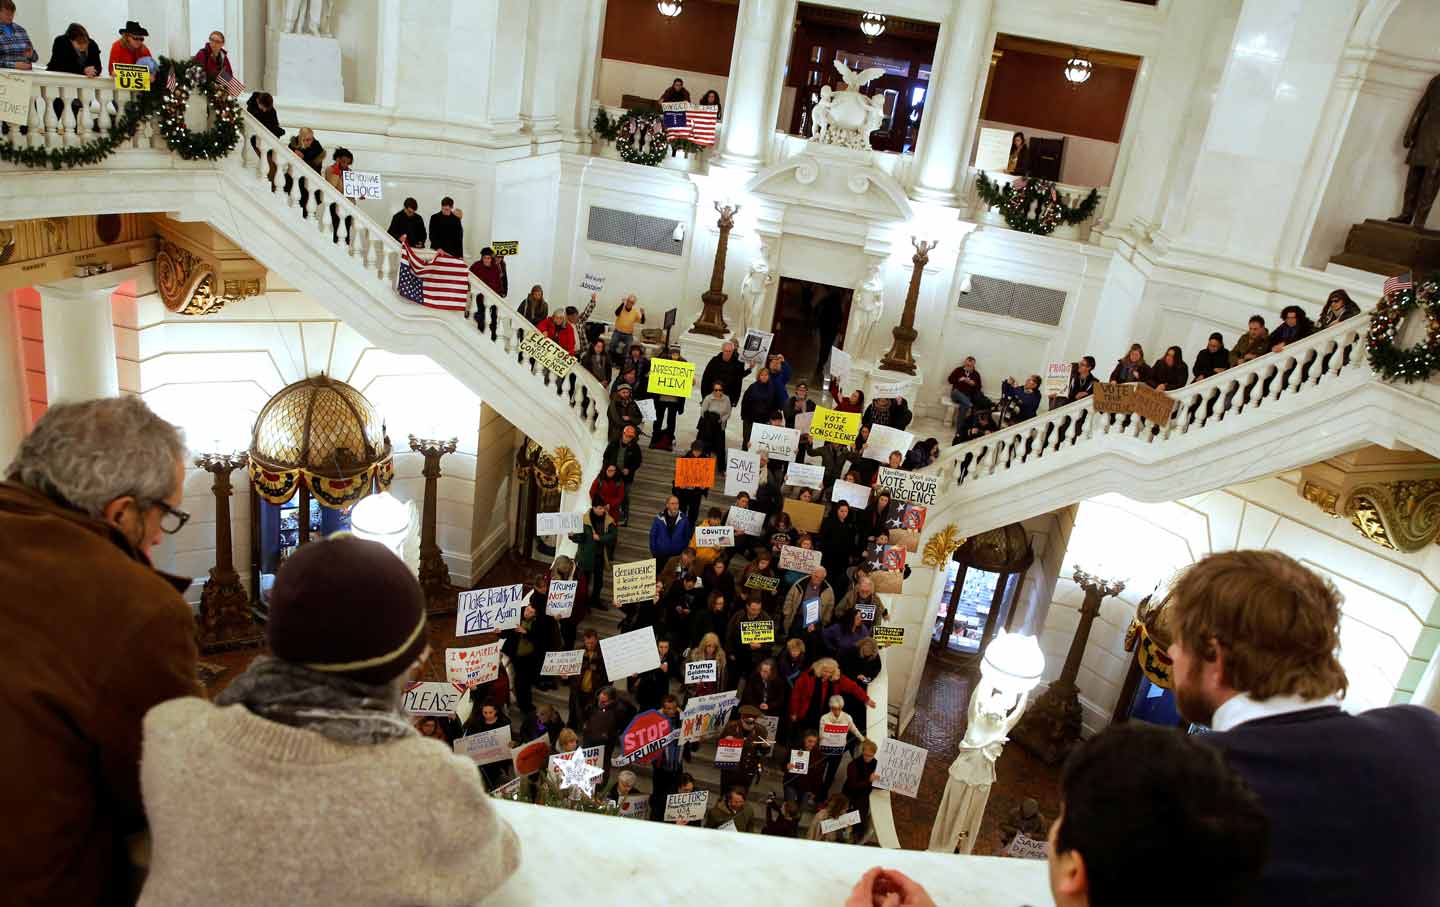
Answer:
[[491, 240, 519, 256], [740, 329, 773, 366], [875, 467, 939, 506], [695, 525, 735, 547], [636, 398, 657, 422], [871, 571, 904, 594], [612, 558, 656, 605], [1006, 833, 1051, 860], [680, 691, 739, 743], [873, 737, 927, 798], [600, 625, 662, 678], [512, 734, 551, 776], [648, 358, 695, 398], [725, 505, 765, 536], [828, 347, 851, 384], [831, 479, 871, 509], [783, 498, 825, 533], [446, 642, 502, 684], [725, 449, 760, 496], [454, 725, 513, 765], [873, 626, 906, 647], [744, 572, 780, 593], [784, 461, 825, 489], [715, 736, 744, 765], [0, 72, 29, 126], [685, 660, 718, 684], [752, 424, 800, 461], [1132, 383, 1175, 425], [112, 64, 151, 92], [546, 579, 577, 618], [787, 749, 811, 773], [872, 379, 911, 399], [541, 649, 585, 676], [821, 720, 850, 753], [618, 794, 650, 818], [674, 457, 716, 489], [665, 790, 709, 822], [536, 511, 583, 535], [519, 330, 577, 378], [740, 620, 776, 644], [402, 681, 466, 716], [580, 272, 606, 292], [779, 544, 823, 573], [810, 406, 861, 444], [863, 425, 915, 462], [820, 810, 863, 835], [1045, 362, 1072, 397], [342, 169, 383, 199], [1093, 381, 1173, 426], [456, 583, 526, 636]]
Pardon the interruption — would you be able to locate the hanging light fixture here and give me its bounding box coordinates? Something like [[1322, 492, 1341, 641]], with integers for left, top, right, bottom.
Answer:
[[657, 0, 683, 17], [350, 491, 413, 558], [1064, 49, 1094, 86], [860, 12, 886, 38]]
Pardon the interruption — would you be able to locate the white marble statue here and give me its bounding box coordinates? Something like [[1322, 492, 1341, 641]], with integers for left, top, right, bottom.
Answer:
[[848, 264, 884, 358], [810, 60, 888, 151], [737, 256, 775, 341], [281, 0, 335, 35]]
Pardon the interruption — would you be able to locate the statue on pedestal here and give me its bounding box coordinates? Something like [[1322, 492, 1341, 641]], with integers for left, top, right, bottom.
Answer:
[[1389, 74, 1440, 229], [809, 61, 887, 151], [736, 253, 774, 342], [279, 0, 335, 36], [848, 264, 884, 359]]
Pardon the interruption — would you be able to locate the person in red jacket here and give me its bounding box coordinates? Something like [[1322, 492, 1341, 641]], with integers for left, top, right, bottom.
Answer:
[[589, 463, 626, 523], [788, 656, 873, 747], [539, 308, 577, 355], [192, 30, 234, 81]]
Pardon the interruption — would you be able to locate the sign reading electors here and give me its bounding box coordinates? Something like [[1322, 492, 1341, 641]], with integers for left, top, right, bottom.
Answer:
[[580, 272, 605, 292], [647, 358, 695, 398], [0, 72, 30, 126], [695, 525, 735, 547], [876, 467, 939, 506], [863, 425, 915, 462], [611, 558, 656, 605], [685, 660, 718, 684], [873, 737, 927, 798], [599, 625, 661, 678], [725, 449, 760, 496], [446, 642, 502, 685], [546, 579, 577, 618], [751, 424, 800, 461], [739, 620, 775, 644], [342, 169, 383, 199], [665, 790, 709, 822], [402, 681, 466, 716], [680, 691, 739, 742], [456, 583, 526, 636], [872, 626, 906, 647], [454, 725, 513, 765], [725, 505, 765, 536], [820, 810, 863, 835], [810, 406, 861, 444], [779, 545, 823, 573], [536, 511, 582, 535], [541, 649, 585, 676], [784, 462, 825, 489], [740, 330, 773, 366], [831, 479, 871, 509], [112, 63, 151, 92], [674, 457, 716, 489], [519, 330, 576, 378]]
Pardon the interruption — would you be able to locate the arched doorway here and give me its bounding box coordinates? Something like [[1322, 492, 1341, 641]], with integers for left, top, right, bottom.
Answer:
[[931, 523, 1034, 659]]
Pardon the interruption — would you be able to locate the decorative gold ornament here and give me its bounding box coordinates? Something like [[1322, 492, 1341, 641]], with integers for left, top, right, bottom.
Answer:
[[515, 443, 583, 493], [551, 446, 583, 492], [921, 525, 966, 567], [155, 236, 261, 315], [1299, 480, 1338, 514], [1345, 480, 1440, 552]]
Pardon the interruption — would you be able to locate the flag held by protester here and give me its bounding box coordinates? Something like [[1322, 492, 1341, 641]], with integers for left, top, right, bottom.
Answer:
[[662, 103, 719, 147], [397, 238, 469, 312]]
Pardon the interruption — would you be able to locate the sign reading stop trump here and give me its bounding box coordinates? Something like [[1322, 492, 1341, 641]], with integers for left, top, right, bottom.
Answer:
[[617, 709, 675, 766]]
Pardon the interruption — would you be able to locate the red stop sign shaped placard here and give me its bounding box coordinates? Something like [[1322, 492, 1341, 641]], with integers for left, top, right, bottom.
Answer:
[[620, 709, 672, 765]]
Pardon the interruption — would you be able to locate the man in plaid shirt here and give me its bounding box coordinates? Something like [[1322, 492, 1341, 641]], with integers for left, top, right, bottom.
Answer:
[[0, 0, 39, 70]]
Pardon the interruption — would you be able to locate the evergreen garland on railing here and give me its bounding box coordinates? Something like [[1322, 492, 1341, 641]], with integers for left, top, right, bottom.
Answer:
[[975, 171, 1100, 236], [0, 80, 155, 170]]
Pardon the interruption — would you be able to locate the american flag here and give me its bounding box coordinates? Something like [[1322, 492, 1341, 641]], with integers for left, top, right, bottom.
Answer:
[[662, 102, 691, 140], [396, 238, 469, 311], [1383, 272, 1412, 296], [221, 72, 245, 98], [687, 104, 718, 146]]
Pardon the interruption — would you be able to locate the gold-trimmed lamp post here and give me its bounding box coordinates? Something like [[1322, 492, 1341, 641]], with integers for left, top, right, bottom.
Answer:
[[878, 236, 938, 375], [691, 200, 740, 337], [409, 433, 459, 610], [194, 448, 262, 652]]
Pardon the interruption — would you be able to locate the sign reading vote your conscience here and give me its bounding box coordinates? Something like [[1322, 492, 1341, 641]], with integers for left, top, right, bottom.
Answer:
[[536, 511, 583, 535], [445, 642, 502, 685], [546, 579, 578, 618], [612, 558, 657, 605], [519, 330, 577, 378], [809, 406, 862, 444], [739, 620, 776, 644], [541, 649, 585, 677], [872, 626, 906, 648], [674, 457, 716, 489], [725, 449, 760, 496], [873, 737, 927, 798], [599, 625, 662, 678], [779, 544, 823, 573], [648, 358, 695, 398], [0, 72, 31, 126], [685, 660, 718, 684], [695, 525, 735, 547], [456, 583, 526, 636], [725, 505, 766, 536], [342, 169, 383, 199], [402, 681, 467, 717], [875, 467, 939, 507], [112, 63, 151, 91], [752, 424, 800, 461]]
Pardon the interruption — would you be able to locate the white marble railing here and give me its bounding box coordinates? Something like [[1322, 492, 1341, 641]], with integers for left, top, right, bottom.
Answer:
[[864, 650, 901, 848], [1, 70, 155, 151], [767, 130, 918, 189], [964, 167, 1109, 242], [588, 100, 712, 173]]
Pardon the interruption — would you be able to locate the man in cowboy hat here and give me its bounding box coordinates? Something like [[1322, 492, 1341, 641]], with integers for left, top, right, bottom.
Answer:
[[108, 19, 156, 75]]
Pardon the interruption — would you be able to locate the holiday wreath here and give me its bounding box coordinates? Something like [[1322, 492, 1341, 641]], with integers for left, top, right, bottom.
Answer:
[[1366, 275, 1440, 383], [155, 57, 243, 160], [975, 171, 1100, 236], [612, 110, 668, 166]]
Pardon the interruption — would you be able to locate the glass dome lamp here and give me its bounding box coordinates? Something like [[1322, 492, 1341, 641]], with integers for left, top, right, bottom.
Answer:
[[349, 491, 412, 558], [1064, 50, 1094, 86], [860, 12, 886, 38], [657, 0, 683, 17], [980, 631, 1046, 698]]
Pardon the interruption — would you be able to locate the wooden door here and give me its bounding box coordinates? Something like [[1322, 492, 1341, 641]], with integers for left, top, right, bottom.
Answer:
[[1027, 136, 1065, 180]]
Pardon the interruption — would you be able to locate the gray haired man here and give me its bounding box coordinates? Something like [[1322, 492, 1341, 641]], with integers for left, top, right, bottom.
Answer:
[[0, 395, 200, 904]]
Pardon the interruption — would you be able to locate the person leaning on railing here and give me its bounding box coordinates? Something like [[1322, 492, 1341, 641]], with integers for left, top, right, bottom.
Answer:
[[46, 22, 100, 76], [0, 0, 39, 70]]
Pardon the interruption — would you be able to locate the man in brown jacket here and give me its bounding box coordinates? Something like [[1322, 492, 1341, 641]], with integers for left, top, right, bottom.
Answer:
[[0, 396, 199, 906]]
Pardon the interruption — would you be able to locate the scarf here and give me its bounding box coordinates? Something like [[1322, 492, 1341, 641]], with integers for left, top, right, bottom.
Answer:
[[216, 655, 415, 745]]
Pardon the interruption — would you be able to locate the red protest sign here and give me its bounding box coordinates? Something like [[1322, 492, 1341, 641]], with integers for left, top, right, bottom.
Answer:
[[674, 457, 716, 489], [620, 709, 674, 765]]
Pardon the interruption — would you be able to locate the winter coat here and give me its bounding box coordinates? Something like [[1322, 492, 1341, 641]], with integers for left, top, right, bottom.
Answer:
[[782, 581, 836, 635], [387, 210, 427, 248], [46, 35, 101, 75], [1192, 348, 1229, 382], [607, 396, 643, 441], [589, 476, 626, 521], [1000, 380, 1041, 420], [741, 380, 777, 423], [569, 510, 617, 570], [822, 621, 872, 658], [501, 611, 560, 660], [539, 318, 578, 355], [1230, 332, 1270, 366], [602, 437, 642, 484], [1110, 359, 1149, 384], [788, 670, 867, 724], [649, 511, 693, 560], [702, 353, 750, 404], [1148, 358, 1189, 391]]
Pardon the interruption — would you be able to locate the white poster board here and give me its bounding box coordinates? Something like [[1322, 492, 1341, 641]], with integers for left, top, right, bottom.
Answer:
[[794, 411, 815, 435], [1045, 362, 1072, 398], [546, 579, 577, 618], [401, 681, 466, 717], [685, 660, 718, 684], [752, 425, 800, 461], [456, 583, 527, 636], [875, 467, 940, 506], [0, 72, 30, 127], [445, 642, 502, 685], [636, 398, 657, 422], [454, 725, 513, 765], [831, 479, 871, 509], [828, 346, 851, 385], [778, 545, 823, 573], [784, 461, 825, 489], [541, 649, 585, 676], [536, 511, 583, 535], [580, 272, 606, 292], [724, 449, 760, 497], [975, 126, 1017, 173], [872, 379, 911, 399], [599, 625, 661, 679], [787, 749, 811, 773], [740, 330, 773, 366], [820, 810, 863, 835], [341, 169, 383, 199], [664, 790, 709, 822], [695, 525, 735, 547], [725, 506, 765, 536], [863, 425, 914, 462], [1006, 833, 1050, 860], [873, 737, 927, 798]]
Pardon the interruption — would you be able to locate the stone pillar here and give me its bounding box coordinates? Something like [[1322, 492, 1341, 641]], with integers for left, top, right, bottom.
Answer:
[[519, 0, 565, 144], [36, 280, 120, 405], [910, 0, 995, 205], [715, 0, 785, 169], [0, 293, 27, 465]]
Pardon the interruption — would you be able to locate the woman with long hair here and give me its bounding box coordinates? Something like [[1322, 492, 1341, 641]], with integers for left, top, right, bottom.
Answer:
[[698, 88, 723, 121], [1317, 290, 1361, 329], [1110, 343, 1149, 384], [1149, 345, 1189, 392], [1006, 131, 1028, 176]]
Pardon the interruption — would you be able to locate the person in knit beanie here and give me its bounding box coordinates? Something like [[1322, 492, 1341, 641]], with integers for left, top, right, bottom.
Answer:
[[136, 534, 521, 906]]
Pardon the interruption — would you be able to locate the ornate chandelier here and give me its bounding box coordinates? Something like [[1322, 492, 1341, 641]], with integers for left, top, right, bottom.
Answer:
[[1064, 49, 1094, 86], [657, 0, 683, 17], [860, 12, 886, 37]]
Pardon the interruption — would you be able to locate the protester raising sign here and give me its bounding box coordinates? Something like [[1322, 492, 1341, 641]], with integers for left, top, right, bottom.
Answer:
[[752, 424, 800, 461], [445, 642, 501, 685], [873, 737, 927, 798], [725, 505, 765, 536], [540, 649, 585, 677], [599, 625, 661, 679], [674, 457, 716, 489], [579, 272, 605, 292], [695, 525, 735, 547], [546, 579, 577, 618], [725, 449, 760, 496], [456, 583, 526, 636], [536, 511, 582, 535], [715, 737, 744, 765], [680, 691, 739, 742], [779, 544, 823, 573], [511, 734, 551, 776], [1045, 362, 1072, 398], [875, 467, 939, 506], [787, 749, 811, 773], [402, 681, 466, 717], [740, 330, 773, 366], [454, 725, 513, 766], [744, 572, 780, 593], [783, 498, 825, 533], [341, 169, 383, 199], [831, 479, 871, 509], [648, 358, 695, 398], [810, 406, 861, 444], [1006, 833, 1050, 860], [611, 559, 657, 605], [862, 424, 914, 462], [784, 461, 825, 489], [636, 398, 657, 422], [820, 810, 863, 835], [518, 330, 576, 378]]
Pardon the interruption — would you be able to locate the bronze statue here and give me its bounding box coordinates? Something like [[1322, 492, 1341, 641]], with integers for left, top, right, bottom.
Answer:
[[1389, 74, 1440, 229]]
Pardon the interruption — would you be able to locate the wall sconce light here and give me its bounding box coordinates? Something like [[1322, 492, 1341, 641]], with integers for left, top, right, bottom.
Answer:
[[1064, 49, 1094, 86], [657, 0, 683, 17], [860, 12, 886, 38]]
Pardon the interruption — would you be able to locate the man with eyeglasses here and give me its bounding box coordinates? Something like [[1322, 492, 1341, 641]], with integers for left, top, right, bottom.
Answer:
[[0, 395, 200, 905]]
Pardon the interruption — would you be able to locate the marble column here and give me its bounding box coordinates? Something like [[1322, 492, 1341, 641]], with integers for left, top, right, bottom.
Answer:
[[36, 280, 120, 405], [519, 0, 566, 143], [0, 293, 28, 466], [715, 0, 785, 170], [910, 0, 995, 205]]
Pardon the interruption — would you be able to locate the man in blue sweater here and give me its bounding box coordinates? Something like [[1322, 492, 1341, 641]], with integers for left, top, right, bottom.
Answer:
[[1167, 550, 1440, 907], [648, 495, 691, 574]]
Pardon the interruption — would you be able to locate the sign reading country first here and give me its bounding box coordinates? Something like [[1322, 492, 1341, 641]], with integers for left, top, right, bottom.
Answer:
[[647, 358, 694, 398]]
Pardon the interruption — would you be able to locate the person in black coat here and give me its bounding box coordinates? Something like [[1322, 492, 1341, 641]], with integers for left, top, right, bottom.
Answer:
[[1268, 304, 1314, 352], [245, 92, 284, 138], [387, 197, 427, 248], [702, 341, 750, 407], [429, 196, 464, 258], [47, 24, 101, 75], [740, 369, 778, 450], [628, 637, 679, 712], [501, 593, 559, 715], [1192, 333, 1229, 382], [816, 502, 861, 599], [1148, 346, 1189, 391]]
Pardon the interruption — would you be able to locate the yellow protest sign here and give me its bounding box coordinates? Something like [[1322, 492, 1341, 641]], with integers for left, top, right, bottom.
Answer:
[[810, 406, 861, 444], [612, 559, 657, 605], [113, 64, 151, 92], [873, 626, 905, 647], [740, 620, 776, 644], [519, 330, 576, 378], [648, 358, 695, 398]]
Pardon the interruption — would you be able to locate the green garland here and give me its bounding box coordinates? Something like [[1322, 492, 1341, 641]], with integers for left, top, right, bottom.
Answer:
[[1367, 276, 1440, 383], [155, 57, 242, 160], [0, 77, 156, 170], [490, 771, 621, 816], [592, 107, 620, 142], [975, 171, 1100, 236], [613, 110, 668, 166]]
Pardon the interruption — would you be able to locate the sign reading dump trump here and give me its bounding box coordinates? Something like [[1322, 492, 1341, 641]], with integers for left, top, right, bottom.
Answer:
[[810, 406, 861, 444], [519, 330, 576, 378], [752, 425, 800, 461], [456, 583, 526, 636], [647, 358, 695, 398], [611, 559, 656, 605], [875, 467, 938, 506]]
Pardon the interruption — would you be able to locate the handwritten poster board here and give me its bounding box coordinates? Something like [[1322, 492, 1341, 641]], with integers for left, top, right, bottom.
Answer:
[[536, 511, 582, 535], [779, 544, 823, 573], [725, 449, 760, 496], [975, 127, 1017, 172], [863, 425, 914, 462], [541, 649, 585, 676], [725, 506, 765, 536], [580, 272, 606, 292], [342, 169, 383, 199], [519, 330, 577, 378], [599, 625, 662, 678], [810, 406, 861, 444], [611, 558, 656, 605], [740, 620, 776, 644], [665, 790, 709, 822], [674, 457, 716, 489], [1006, 833, 1050, 860], [454, 725, 513, 765], [873, 737, 927, 798], [784, 462, 825, 489], [446, 641, 502, 684], [831, 479, 871, 509], [872, 626, 906, 647], [456, 583, 526, 636], [695, 525, 735, 547], [0, 72, 31, 126], [546, 579, 577, 618], [685, 660, 718, 684], [872, 379, 911, 399], [618, 794, 651, 818], [402, 681, 466, 716], [794, 410, 815, 435], [783, 498, 826, 533], [820, 810, 863, 835], [752, 424, 800, 461], [648, 358, 695, 398], [828, 347, 851, 384], [875, 467, 939, 506], [1093, 382, 1173, 426]]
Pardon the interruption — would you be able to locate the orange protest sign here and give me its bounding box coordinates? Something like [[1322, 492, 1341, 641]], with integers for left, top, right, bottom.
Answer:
[[674, 457, 716, 489]]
